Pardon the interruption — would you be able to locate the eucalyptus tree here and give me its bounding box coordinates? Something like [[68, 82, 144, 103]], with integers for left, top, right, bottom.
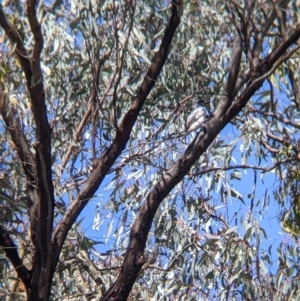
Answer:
[[1, 0, 300, 300]]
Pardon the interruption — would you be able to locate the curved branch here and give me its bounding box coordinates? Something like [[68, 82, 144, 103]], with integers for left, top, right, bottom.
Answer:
[[0, 3, 56, 299], [27, 0, 43, 80], [250, 107, 300, 129], [60, 48, 113, 171], [0, 91, 36, 180], [192, 157, 299, 176], [0, 4, 55, 267], [76, 250, 106, 296], [0, 225, 31, 293], [0, 4, 51, 157], [266, 131, 288, 145], [145, 243, 194, 273], [24, 7, 56, 295], [260, 138, 280, 153], [252, 0, 290, 58], [0, 91, 39, 247], [99, 20, 300, 301], [261, 27, 300, 73], [233, 34, 300, 107], [52, 0, 182, 289], [0, 5, 32, 81]]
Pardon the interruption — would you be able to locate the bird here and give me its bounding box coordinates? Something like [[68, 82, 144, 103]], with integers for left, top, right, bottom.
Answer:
[[186, 101, 206, 134]]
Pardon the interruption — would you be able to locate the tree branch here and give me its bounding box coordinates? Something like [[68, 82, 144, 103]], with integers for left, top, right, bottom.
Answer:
[[0, 3, 57, 299], [60, 48, 113, 171], [260, 138, 280, 153], [24, 6, 55, 298], [27, 0, 43, 81], [76, 250, 106, 296], [225, 35, 242, 99], [145, 243, 195, 273], [0, 5, 32, 81], [0, 91, 36, 182], [0, 5, 55, 270], [51, 0, 182, 289], [249, 107, 300, 130], [233, 0, 292, 98], [0, 90, 40, 247], [0, 225, 31, 294], [260, 25, 300, 73], [192, 157, 299, 176], [252, 0, 290, 58], [231, 30, 300, 111], [286, 64, 300, 110], [99, 19, 300, 301]]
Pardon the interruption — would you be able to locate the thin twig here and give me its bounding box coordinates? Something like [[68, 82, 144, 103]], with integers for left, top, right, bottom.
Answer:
[[192, 157, 298, 176]]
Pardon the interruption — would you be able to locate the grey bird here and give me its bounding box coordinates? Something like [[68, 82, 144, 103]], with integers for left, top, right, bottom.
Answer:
[[186, 101, 206, 134]]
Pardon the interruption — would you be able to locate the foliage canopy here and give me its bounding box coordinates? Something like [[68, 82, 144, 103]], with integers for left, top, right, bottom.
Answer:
[[1, 0, 300, 300]]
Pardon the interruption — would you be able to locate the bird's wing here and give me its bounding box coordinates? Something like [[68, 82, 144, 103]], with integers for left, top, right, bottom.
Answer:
[[186, 108, 205, 130], [186, 111, 197, 129]]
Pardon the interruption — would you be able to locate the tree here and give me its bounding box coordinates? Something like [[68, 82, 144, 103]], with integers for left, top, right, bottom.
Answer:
[[0, 0, 300, 300]]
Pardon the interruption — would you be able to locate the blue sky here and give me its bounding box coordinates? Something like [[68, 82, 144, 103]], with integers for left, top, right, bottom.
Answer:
[[76, 118, 285, 276]]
